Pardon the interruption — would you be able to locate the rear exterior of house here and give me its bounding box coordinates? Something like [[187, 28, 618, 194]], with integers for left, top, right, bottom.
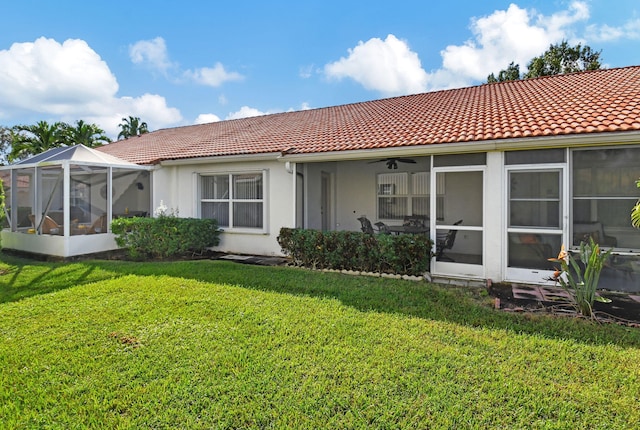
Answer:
[[96, 66, 640, 292]]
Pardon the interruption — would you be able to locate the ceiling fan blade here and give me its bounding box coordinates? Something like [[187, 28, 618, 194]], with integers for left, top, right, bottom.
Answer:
[[395, 158, 417, 164]]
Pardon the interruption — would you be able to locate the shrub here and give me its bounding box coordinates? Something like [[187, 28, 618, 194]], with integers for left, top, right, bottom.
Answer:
[[277, 228, 432, 276], [0, 178, 4, 248], [112, 216, 220, 260]]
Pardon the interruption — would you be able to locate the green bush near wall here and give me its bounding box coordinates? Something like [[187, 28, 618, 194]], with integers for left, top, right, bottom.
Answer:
[[0, 178, 4, 248], [112, 216, 221, 260], [277, 228, 433, 276]]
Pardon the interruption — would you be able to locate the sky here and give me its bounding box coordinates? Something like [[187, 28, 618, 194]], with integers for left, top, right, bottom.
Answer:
[[1, 0, 639, 140]]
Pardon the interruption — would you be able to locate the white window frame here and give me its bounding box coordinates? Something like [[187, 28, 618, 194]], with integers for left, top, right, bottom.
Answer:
[[376, 171, 429, 221], [199, 170, 267, 233]]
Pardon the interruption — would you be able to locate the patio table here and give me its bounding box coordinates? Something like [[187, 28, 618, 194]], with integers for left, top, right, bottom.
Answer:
[[387, 225, 429, 235]]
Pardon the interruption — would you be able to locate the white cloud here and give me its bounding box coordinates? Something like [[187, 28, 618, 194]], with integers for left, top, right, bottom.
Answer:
[[285, 102, 313, 113], [194, 113, 221, 124], [440, 2, 591, 82], [299, 64, 314, 79], [324, 2, 597, 94], [324, 34, 429, 96], [129, 37, 174, 73], [0, 37, 118, 112], [0, 37, 182, 139], [184, 62, 244, 87], [588, 18, 640, 42], [225, 106, 268, 120], [129, 37, 244, 87]]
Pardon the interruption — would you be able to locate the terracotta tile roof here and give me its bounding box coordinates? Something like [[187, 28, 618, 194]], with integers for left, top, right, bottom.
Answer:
[[98, 66, 640, 165]]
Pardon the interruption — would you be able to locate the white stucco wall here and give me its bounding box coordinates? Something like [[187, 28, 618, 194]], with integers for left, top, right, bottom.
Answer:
[[483, 152, 505, 283], [152, 159, 296, 256], [1, 231, 120, 257]]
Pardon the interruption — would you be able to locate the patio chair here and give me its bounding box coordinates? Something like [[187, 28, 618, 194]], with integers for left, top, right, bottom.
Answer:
[[374, 221, 391, 234], [403, 215, 428, 228], [29, 214, 63, 235], [436, 220, 463, 261], [357, 216, 375, 235], [88, 214, 108, 234]]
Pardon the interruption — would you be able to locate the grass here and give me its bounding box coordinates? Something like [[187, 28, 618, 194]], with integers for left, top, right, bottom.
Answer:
[[1, 253, 639, 428]]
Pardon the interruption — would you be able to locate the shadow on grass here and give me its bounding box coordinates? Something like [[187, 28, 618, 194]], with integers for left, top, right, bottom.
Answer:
[[2, 254, 638, 348], [0, 253, 112, 304], [84, 259, 640, 349]]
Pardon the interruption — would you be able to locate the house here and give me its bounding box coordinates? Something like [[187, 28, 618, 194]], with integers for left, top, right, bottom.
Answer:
[[4, 66, 640, 292]]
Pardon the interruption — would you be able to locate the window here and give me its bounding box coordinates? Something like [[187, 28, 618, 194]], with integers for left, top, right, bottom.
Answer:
[[509, 170, 561, 228], [201, 172, 264, 229], [505, 148, 565, 165], [434, 153, 486, 167], [572, 148, 640, 249], [377, 172, 429, 220]]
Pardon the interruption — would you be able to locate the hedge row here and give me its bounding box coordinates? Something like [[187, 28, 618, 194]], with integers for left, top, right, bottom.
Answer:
[[111, 216, 221, 259], [277, 228, 433, 276]]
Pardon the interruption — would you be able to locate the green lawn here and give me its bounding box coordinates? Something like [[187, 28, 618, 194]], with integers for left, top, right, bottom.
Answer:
[[1, 254, 639, 428]]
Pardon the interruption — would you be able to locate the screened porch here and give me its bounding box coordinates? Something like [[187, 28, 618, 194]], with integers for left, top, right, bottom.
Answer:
[[0, 145, 151, 257]]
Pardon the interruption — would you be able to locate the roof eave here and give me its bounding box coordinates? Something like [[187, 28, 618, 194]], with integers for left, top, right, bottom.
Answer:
[[277, 131, 640, 163], [158, 152, 281, 166]]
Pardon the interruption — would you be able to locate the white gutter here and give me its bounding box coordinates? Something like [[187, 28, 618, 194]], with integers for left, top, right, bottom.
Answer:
[[159, 152, 280, 166]]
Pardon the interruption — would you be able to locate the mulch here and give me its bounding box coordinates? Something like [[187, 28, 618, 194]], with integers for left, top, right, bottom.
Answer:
[[489, 282, 640, 327]]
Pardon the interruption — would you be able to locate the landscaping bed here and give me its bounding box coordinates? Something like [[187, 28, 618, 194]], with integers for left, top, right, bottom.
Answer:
[[489, 282, 640, 327]]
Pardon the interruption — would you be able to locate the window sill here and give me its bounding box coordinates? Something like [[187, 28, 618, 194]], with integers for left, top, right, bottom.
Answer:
[[220, 228, 269, 235]]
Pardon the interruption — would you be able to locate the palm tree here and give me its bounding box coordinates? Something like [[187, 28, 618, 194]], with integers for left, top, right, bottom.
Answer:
[[117, 116, 149, 140], [64, 120, 110, 148], [8, 121, 68, 163]]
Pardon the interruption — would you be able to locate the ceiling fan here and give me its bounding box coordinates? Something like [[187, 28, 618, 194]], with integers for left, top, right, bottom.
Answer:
[[368, 157, 417, 170]]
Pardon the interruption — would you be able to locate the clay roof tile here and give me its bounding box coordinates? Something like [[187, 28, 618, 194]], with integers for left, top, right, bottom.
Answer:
[[99, 66, 640, 164]]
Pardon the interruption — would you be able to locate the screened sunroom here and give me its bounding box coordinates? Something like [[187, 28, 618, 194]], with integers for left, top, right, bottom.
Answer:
[[0, 145, 152, 257]]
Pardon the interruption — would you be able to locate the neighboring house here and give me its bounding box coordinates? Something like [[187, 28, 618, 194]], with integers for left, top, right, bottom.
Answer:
[[4, 66, 640, 292]]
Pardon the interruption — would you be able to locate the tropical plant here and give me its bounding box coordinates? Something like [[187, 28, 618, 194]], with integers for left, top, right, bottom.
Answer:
[[0, 126, 11, 165], [487, 40, 602, 83], [117, 116, 149, 140], [547, 239, 612, 318], [8, 121, 68, 162], [63, 120, 110, 147], [631, 179, 640, 228]]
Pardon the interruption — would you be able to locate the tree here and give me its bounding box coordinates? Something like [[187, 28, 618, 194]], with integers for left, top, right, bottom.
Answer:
[[64, 120, 110, 148], [524, 41, 602, 79], [117, 116, 149, 140], [486, 40, 602, 83], [8, 121, 68, 163], [487, 62, 521, 83], [0, 126, 12, 165]]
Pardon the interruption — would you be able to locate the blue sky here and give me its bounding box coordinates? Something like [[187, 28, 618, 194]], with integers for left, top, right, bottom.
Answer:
[[1, 0, 639, 139]]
